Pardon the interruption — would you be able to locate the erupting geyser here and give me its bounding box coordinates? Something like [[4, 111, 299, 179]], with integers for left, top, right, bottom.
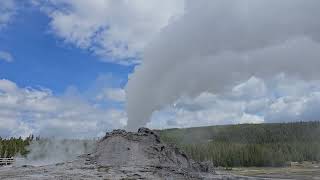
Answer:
[[126, 0, 320, 130]]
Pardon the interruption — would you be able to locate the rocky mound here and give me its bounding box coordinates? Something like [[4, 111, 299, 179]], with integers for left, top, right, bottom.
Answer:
[[91, 128, 214, 179], [95, 128, 194, 168]]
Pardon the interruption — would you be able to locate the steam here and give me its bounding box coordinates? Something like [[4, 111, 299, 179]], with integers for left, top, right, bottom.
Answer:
[[126, 0, 320, 130], [15, 139, 96, 166]]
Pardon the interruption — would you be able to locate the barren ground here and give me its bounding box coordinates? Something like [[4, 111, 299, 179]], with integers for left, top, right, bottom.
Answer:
[[221, 162, 320, 180]]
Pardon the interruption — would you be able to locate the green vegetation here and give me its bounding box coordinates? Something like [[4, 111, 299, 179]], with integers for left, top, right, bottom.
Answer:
[[159, 121, 320, 167], [0, 135, 33, 158]]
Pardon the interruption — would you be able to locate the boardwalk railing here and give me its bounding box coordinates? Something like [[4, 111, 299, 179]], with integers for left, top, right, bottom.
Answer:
[[0, 157, 15, 166]]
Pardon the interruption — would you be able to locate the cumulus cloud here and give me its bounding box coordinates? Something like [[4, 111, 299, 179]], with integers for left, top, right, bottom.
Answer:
[[147, 76, 320, 129], [2, 77, 320, 137], [0, 0, 16, 29], [96, 88, 126, 102], [126, 0, 320, 130], [0, 79, 126, 138], [36, 0, 184, 64], [0, 51, 14, 62]]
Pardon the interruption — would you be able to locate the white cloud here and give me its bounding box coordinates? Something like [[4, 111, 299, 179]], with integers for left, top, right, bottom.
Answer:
[[96, 88, 126, 102], [36, 0, 185, 64], [0, 51, 14, 62], [239, 114, 264, 124], [0, 79, 126, 138], [0, 0, 16, 29], [147, 76, 320, 129], [2, 76, 320, 136], [232, 77, 267, 99], [148, 92, 263, 129]]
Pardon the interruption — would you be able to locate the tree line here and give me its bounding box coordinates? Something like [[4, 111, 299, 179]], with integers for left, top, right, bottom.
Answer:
[[0, 135, 36, 158], [160, 121, 320, 167]]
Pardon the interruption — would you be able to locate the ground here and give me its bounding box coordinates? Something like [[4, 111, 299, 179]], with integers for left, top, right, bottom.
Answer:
[[221, 162, 320, 180], [0, 155, 252, 180], [2, 159, 320, 179]]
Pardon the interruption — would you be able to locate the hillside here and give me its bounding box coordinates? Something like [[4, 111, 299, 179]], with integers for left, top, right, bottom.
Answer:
[[159, 121, 320, 167]]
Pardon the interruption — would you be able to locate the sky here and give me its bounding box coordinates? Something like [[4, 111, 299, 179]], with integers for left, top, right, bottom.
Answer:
[[1, 0, 320, 138]]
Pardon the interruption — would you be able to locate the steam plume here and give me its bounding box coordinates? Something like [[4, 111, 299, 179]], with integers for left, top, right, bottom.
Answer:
[[15, 139, 95, 166], [126, 0, 320, 130]]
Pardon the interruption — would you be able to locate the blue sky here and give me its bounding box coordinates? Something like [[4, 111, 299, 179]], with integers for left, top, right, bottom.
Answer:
[[0, 3, 132, 94], [0, 0, 182, 138], [1, 0, 320, 138]]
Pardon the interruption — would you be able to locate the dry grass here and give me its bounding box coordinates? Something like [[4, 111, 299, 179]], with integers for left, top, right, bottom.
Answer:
[[224, 162, 320, 180]]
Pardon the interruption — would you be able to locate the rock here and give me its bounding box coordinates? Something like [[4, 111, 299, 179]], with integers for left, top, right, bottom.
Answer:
[[92, 128, 224, 179], [199, 161, 215, 173], [94, 128, 195, 171]]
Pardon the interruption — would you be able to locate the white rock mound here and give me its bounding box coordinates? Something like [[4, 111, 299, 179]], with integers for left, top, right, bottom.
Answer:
[[94, 128, 196, 170]]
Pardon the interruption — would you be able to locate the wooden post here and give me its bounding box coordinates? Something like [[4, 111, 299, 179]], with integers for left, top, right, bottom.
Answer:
[[0, 157, 15, 166]]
